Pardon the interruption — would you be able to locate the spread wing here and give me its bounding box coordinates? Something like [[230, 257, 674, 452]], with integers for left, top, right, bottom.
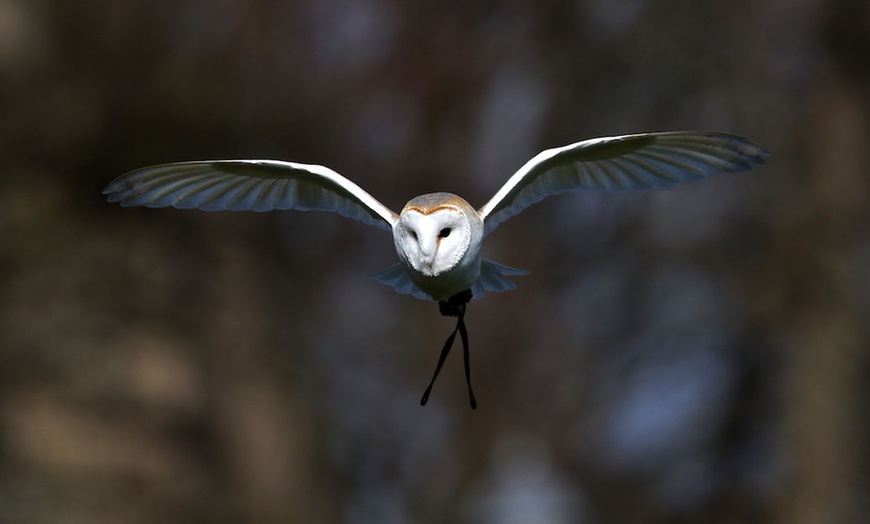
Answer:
[[478, 131, 768, 235], [103, 160, 399, 231]]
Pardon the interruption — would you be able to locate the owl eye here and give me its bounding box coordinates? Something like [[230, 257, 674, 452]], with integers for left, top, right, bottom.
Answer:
[[438, 228, 451, 238]]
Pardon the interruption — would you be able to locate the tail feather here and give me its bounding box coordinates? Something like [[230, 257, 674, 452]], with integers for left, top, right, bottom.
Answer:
[[372, 259, 529, 301], [471, 259, 529, 298], [370, 263, 431, 300]]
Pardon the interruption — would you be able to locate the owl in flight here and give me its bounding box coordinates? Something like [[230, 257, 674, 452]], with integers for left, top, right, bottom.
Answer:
[[104, 131, 767, 409]]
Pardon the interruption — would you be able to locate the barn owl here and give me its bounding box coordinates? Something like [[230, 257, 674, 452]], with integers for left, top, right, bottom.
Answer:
[[104, 131, 768, 408]]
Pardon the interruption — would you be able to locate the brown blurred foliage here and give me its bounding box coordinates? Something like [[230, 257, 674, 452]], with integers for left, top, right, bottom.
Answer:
[[1, 0, 869, 523]]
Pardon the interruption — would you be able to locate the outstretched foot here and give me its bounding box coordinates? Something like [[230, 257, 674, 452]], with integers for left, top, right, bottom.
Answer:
[[438, 289, 473, 317]]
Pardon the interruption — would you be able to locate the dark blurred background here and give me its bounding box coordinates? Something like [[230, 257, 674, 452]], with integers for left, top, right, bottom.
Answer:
[[1, 0, 869, 523]]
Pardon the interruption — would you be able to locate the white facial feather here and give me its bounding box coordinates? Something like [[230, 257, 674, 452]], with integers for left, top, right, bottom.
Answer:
[[396, 209, 467, 276]]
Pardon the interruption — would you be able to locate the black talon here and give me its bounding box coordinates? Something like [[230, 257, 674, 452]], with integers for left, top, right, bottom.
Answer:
[[422, 290, 476, 409]]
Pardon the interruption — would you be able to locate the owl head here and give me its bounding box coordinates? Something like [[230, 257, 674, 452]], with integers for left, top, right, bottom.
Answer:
[[393, 193, 483, 278]]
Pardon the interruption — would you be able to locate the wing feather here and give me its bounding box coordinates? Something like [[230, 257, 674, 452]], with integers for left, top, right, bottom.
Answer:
[[103, 160, 399, 230], [479, 131, 768, 234]]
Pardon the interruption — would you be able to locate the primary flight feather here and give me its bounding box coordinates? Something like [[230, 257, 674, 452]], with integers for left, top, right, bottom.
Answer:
[[104, 130, 768, 408]]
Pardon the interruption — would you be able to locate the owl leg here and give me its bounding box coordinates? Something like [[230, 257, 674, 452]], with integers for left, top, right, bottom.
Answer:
[[457, 313, 476, 409], [422, 290, 477, 410], [420, 321, 458, 407]]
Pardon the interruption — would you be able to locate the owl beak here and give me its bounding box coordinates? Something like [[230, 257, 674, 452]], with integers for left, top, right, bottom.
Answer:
[[421, 256, 435, 272], [418, 237, 438, 273]]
